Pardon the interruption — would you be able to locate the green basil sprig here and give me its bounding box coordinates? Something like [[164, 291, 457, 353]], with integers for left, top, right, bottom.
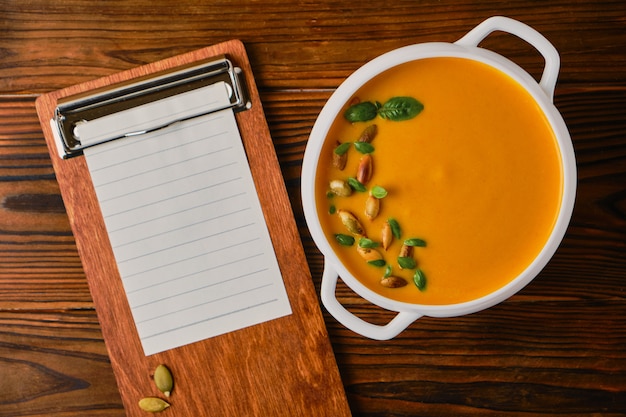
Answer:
[[344, 96, 423, 122]]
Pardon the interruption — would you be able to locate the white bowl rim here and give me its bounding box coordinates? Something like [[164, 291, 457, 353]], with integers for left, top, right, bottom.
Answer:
[[302, 39, 577, 317]]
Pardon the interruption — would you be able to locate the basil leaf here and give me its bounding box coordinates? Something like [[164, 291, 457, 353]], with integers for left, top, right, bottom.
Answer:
[[358, 237, 379, 249], [387, 218, 401, 239], [404, 238, 427, 247], [335, 233, 355, 246], [368, 259, 386, 267], [371, 185, 388, 199], [329, 204, 336, 215], [334, 142, 351, 155], [413, 268, 426, 290], [379, 97, 424, 121], [384, 264, 392, 278], [354, 142, 375, 154], [397, 256, 417, 269], [348, 177, 367, 192], [344, 101, 378, 122]]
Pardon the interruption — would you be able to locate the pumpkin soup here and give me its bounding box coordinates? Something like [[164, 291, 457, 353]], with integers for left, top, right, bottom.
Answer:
[[315, 57, 563, 305]]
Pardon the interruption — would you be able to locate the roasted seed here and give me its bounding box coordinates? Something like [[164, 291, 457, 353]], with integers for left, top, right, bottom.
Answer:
[[357, 246, 383, 262], [365, 195, 380, 220], [380, 275, 408, 288], [398, 244, 414, 269], [381, 221, 393, 250], [356, 154, 373, 184], [154, 364, 173, 397], [329, 179, 352, 197], [399, 244, 414, 258], [139, 397, 170, 413], [332, 141, 348, 170], [337, 209, 365, 235], [357, 124, 378, 143]]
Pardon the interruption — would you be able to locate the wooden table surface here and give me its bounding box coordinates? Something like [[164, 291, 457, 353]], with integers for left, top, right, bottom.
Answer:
[[1, 1, 625, 416]]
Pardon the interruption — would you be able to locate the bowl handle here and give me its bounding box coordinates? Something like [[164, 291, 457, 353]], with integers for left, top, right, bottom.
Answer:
[[320, 262, 422, 340], [455, 16, 560, 101]]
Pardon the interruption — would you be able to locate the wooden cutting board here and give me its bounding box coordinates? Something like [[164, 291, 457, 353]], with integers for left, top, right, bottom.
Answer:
[[35, 39, 351, 417]]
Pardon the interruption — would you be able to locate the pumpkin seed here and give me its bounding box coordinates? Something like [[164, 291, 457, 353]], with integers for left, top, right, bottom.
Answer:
[[333, 142, 350, 170], [153, 364, 173, 397], [365, 195, 380, 220], [357, 124, 378, 143], [356, 154, 373, 184], [335, 233, 355, 246], [329, 179, 352, 197], [387, 218, 401, 239], [368, 259, 387, 267], [358, 237, 378, 249], [370, 185, 387, 199], [347, 177, 367, 192], [404, 238, 427, 247], [413, 268, 427, 290], [381, 222, 393, 250], [398, 256, 417, 270], [354, 141, 374, 154], [337, 209, 364, 235], [357, 246, 383, 262], [139, 397, 170, 413], [399, 244, 413, 259], [380, 275, 408, 288]]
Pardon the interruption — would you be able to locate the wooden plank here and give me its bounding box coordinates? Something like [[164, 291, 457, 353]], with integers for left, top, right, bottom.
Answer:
[[0, 310, 124, 417], [35, 41, 351, 417], [1, 1, 625, 93]]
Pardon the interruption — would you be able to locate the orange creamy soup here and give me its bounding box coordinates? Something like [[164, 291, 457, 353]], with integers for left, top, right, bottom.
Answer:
[[315, 57, 563, 305]]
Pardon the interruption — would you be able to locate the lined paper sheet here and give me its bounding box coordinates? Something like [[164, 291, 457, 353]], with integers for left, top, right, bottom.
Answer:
[[82, 82, 291, 355]]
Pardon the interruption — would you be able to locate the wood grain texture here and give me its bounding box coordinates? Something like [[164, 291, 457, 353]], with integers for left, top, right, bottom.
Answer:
[[1, 0, 625, 416], [34, 41, 350, 417]]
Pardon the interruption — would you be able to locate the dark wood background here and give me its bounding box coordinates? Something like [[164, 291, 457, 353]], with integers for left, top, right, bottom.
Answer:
[[1, 1, 625, 416]]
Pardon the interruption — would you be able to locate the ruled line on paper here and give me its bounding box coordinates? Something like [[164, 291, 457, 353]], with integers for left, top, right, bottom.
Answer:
[[130, 267, 269, 309], [82, 82, 291, 355], [135, 281, 274, 325], [141, 297, 279, 341], [125, 251, 265, 295]]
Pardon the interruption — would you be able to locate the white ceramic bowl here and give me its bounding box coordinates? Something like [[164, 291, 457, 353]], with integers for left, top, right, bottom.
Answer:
[[301, 16, 576, 340]]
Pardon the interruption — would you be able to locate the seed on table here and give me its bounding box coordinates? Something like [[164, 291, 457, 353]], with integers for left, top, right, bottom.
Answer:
[[153, 364, 173, 397], [138, 397, 170, 413]]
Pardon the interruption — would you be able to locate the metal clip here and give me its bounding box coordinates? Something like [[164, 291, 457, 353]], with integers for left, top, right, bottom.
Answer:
[[52, 57, 250, 158]]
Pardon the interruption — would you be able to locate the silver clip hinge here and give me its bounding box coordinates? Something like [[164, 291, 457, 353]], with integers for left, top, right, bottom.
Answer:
[[53, 57, 250, 158]]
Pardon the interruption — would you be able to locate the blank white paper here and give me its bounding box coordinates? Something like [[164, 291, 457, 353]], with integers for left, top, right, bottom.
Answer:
[[82, 81, 291, 355]]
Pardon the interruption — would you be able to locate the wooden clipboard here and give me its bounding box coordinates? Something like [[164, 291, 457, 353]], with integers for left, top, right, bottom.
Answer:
[[36, 40, 351, 417]]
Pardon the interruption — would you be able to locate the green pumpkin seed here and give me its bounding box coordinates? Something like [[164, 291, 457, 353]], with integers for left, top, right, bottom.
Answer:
[[387, 218, 401, 239], [139, 397, 170, 413], [404, 238, 427, 247], [398, 256, 417, 270], [335, 233, 355, 246], [154, 364, 173, 397], [413, 268, 427, 291]]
